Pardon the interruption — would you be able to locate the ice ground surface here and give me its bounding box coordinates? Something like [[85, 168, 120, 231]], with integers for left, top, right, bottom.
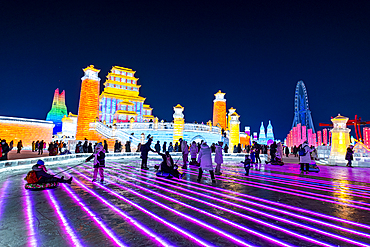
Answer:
[[1, 158, 370, 247]]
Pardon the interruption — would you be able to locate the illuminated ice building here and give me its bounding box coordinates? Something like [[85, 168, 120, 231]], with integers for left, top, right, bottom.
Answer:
[[74, 70, 248, 150], [258, 121, 275, 145], [46, 88, 68, 135], [99, 66, 154, 124]]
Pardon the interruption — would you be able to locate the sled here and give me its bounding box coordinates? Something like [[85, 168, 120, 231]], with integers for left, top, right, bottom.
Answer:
[[308, 163, 320, 173], [156, 171, 174, 179], [25, 182, 59, 191]]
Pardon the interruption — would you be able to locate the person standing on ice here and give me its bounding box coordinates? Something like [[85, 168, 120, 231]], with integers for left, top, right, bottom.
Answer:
[[214, 141, 223, 175], [140, 138, 156, 170], [197, 142, 216, 183], [299, 141, 313, 173], [181, 139, 189, 169], [190, 141, 198, 165], [86, 143, 106, 183], [345, 145, 354, 167]]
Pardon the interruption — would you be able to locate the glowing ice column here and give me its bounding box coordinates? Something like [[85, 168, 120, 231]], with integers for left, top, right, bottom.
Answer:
[[307, 129, 313, 147], [301, 125, 307, 143], [212, 90, 227, 130], [227, 107, 236, 130], [323, 129, 328, 146], [173, 104, 184, 145], [76, 65, 101, 140], [229, 111, 240, 150], [329, 114, 351, 165], [317, 131, 322, 146], [297, 123, 301, 145]]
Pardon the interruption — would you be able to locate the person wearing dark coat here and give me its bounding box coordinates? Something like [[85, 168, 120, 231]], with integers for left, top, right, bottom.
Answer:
[[174, 142, 179, 152], [125, 141, 131, 152], [83, 141, 89, 153], [32, 160, 72, 183], [253, 142, 261, 164], [154, 141, 161, 153], [86, 143, 106, 182], [285, 146, 290, 157], [162, 142, 167, 152], [223, 144, 228, 153], [140, 138, 156, 170], [0, 140, 10, 160], [114, 140, 120, 153], [157, 151, 183, 179], [241, 155, 252, 176], [103, 140, 109, 153], [237, 143, 242, 153], [38, 140, 44, 155], [270, 142, 277, 161], [345, 145, 354, 167], [88, 143, 93, 153]]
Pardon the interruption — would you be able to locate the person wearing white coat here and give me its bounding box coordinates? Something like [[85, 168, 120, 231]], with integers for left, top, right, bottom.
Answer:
[[214, 142, 223, 175], [299, 141, 313, 172], [197, 142, 216, 183]]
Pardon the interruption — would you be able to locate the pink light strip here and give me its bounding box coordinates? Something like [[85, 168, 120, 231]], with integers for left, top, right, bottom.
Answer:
[[182, 169, 370, 211], [108, 164, 370, 242], [69, 167, 257, 247], [220, 168, 370, 199], [79, 165, 302, 247], [58, 182, 127, 247], [58, 168, 211, 247], [116, 162, 370, 231], [45, 189, 83, 247], [0, 180, 10, 222], [23, 182, 37, 247]]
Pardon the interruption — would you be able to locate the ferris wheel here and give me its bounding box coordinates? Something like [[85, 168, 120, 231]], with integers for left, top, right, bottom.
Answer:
[[291, 80, 315, 132]]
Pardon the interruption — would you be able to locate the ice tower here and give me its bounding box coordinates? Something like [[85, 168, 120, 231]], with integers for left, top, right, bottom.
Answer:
[[212, 90, 226, 130], [229, 111, 240, 150], [46, 88, 68, 135], [266, 120, 274, 143], [76, 65, 101, 140], [173, 104, 184, 145], [258, 122, 267, 145]]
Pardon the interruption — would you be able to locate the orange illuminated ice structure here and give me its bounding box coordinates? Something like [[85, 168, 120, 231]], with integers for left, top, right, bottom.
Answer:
[[212, 90, 226, 130], [75, 65, 101, 140]]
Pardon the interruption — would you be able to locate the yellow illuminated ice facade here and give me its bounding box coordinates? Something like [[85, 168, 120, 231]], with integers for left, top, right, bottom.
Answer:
[[213, 90, 227, 130], [173, 104, 184, 145], [329, 114, 351, 162], [229, 111, 240, 150], [0, 116, 54, 148], [227, 107, 236, 130], [61, 112, 78, 137], [99, 66, 154, 124], [75, 65, 101, 140]]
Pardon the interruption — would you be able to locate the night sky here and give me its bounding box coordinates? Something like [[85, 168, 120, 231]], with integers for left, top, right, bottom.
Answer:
[[1, 1, 369, 140]]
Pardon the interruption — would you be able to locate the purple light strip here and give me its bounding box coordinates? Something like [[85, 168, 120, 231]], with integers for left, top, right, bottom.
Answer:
[[69, 167, 258, 247], [58, 168, 212, 247], [229, 163, 370, 191], [182, 169, 370, 211], [79, 165, 304, 247], [0, 180, 10, 222], [107, 164, 370, 242], [23, 181, 37, 247], [57, 181, 127, 247], [248, 172, 370, 194], [45, 189, 83, 247], [220, 164, 370, 194], [115, 162, 370, 231]]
